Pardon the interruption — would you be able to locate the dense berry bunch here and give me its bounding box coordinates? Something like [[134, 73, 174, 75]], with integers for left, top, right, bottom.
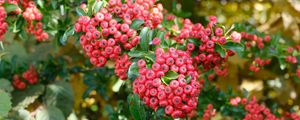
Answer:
[[202, 104, 216, 120], [133, 48, 203, 118], [75, 0, 163, 79], [0, 0, 48, 41], [0, 6, 7, 41], [115, 54, 132, 80], [22, 2, 48, 41], [248, 57, 271, 72], [173, 17, 236, 70], [12, 65, 39, 90]]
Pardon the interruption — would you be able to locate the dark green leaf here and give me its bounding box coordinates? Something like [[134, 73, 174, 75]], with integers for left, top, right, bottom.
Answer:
[[128, 62, 139, 81], [130, 19, 145, 30], [3, 3, 17, 13], [44, 81, 74, 117], [60, 26, 75, 45], [76, 7, 87, 16], [223, 42, 244, 56], [12, 84, 45, 110], [127, 94, 146, 120], [214, 43, 226, 58], [139, 27, 150, 51]]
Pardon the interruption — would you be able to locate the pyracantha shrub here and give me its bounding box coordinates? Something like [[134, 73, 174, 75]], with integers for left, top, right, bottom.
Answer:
[[133, 48, 203, 118], [75, 0, 163, 79]]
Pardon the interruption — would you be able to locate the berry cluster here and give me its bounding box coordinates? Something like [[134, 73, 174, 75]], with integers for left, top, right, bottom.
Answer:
[[174, 17, 236, 70], [243, 97, 283, 120], [75, 0, 163, 79], [0, 6, 7, 41], [1, 0, 48, 41], [133, 48, 203, 118], [115, 54, 132, 80], [202, 104, 216, 120], [241, 32, 271, 49], [22, 1, 48, 41], [249, 57, 271, 72], [12, 65, 39, 90]]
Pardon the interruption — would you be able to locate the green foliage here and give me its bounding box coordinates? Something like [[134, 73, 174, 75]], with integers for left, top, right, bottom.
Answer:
[[0, 90, 11, 118], [127, 94, 147, 120], [44, 81, 74, 117], [12, 84, 45, 110]]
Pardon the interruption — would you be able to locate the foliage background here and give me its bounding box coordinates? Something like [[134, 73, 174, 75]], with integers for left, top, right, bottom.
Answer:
[[0, 0, 300, 119]]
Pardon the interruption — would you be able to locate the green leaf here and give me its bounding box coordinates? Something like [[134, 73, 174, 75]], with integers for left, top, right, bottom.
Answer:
[[161, 70, 178, 84], [60, 26, 75, 45], [214, 43, 226, 58], [128, 50, 146, 58], [127, 94, 146, 120], [8, 108, 31, 120], [185, 75, 192, 84], [76, 7, 87, 16], [188, 38, 201, 46], [12, 84, 45, 110], [156, 31, 166, 41], [130, 19, 145, 30], [0, 90, 11, 117], [223, 42, 244, 56], [93, 1, 104, 14], [139, 27, 150, 51], [0, 78, 14, 92], [3, 3, 17, 13], [87, 0, 96, 16], [278, 57, 286, 70], [36, 106, 65, 120], [127, 62, 140, 81], [44, 81, 74, 117]]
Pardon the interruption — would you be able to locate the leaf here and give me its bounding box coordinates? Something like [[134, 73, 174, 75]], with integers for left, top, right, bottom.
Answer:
[[76, 7, 87, 16], [0, 90, 11, 117], [128, 50, 146, 58], [185, 75, 192, 84], [164, 70, 179, 80], [36, 106, 65, 120], [127, 94, 146, 120], [127, 62, 140, 81], [188, 38, 201, 46], [87, 0, 96, 16], [278, 57, 286, 70], [130, 19, 145, 30], [12, 84, 45, 110], [44, 81, 74, 117], [93, 1, 104, 14], [0, 78, 14, 92], [3, 3, 17, 13], [60, 26, 75, 45], [156, 31, 166, 41], [214, 43, 226, 58], [161, 70, 179, 84], [223, 42, 244, 55], [139, 27, 150, 51]]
